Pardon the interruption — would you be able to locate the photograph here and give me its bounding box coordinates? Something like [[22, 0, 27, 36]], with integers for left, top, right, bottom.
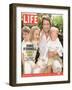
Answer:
[[21, 13, 63, 77], [9, 3, 70, 86]]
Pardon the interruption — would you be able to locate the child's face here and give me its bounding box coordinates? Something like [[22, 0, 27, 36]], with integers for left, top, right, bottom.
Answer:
[[50, 29, 58, 41], [33, 30, 40, 41], [23, 31, 30, 41]]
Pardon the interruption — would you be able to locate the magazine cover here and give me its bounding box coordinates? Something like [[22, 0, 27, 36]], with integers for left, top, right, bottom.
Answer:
[[9, 3, 70, 86], [21, 12, 63, 77]]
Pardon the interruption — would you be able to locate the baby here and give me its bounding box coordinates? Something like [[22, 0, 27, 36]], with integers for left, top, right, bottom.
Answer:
[[44, 26, 63, 74]]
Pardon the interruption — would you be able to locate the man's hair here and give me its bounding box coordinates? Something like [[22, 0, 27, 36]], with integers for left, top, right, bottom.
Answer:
[[42, 15, 51, 26]]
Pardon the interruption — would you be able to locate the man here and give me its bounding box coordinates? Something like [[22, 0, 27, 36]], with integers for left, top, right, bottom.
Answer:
[[32, 15, 51, 73], [33, 15, 51, 73], [39, 15, 61, 73], [39, 15, 51, 57]]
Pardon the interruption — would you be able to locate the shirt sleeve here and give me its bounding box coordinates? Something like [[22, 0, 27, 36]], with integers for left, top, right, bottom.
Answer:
[[43, 44, 49, 58]]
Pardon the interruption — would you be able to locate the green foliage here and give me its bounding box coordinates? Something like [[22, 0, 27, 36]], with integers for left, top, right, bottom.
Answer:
[[51, 15, 63, 33], [22, 14, 63, 34]]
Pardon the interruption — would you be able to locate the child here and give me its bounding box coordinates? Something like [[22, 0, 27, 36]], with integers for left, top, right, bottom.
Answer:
[[30, 26, 40, 63], [30, 26, 48, 73], [44, 26, 63, 74], [21, 26, 36, 74]]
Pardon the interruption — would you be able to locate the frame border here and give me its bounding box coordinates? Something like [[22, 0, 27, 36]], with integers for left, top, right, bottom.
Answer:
[[9, 3, 70, 86]]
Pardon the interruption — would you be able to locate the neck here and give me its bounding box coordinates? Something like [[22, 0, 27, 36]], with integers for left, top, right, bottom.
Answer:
[[33, 40, 39, 45], [50, 37, 58, 41], [44, 32, 49, 39], [24, 39, 29, 42]]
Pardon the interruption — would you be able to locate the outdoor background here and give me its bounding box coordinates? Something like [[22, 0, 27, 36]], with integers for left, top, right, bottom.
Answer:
[[22, 13, 63, 34]]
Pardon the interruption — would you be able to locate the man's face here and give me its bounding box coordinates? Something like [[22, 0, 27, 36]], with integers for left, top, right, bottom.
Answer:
[[43, 19, 51, 33]]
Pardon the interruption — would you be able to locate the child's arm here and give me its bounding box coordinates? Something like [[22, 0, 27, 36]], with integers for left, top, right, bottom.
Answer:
[[56, 40, 63, 57], [50, 42, 63, 57]]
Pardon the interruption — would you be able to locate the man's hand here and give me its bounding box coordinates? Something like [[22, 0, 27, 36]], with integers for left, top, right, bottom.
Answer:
[[48, 51, 58, 58]]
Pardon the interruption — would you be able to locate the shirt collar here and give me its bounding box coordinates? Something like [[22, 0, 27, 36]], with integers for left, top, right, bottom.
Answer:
[[40, 31, 50, 42]]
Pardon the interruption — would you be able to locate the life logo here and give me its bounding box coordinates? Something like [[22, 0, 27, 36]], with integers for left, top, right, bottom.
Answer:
[[22, 13, 38, 24]]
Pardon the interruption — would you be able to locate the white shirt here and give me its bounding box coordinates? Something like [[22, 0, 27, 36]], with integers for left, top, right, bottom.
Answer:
[[44, 38, 63, 57], [22, 40, 33, 58], [39, 31, 50, 57], [22, 40, 32, 53], [22, 40, 38, 61]]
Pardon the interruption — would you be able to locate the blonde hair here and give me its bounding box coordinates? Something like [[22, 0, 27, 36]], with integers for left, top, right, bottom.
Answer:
[[50, 26, 59, 33], [22, 26, 30, 33], [30, 26, 40, 41]]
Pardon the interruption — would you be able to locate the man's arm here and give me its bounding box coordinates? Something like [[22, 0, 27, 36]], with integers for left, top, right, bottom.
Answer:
[[48, 51, 58, 58]]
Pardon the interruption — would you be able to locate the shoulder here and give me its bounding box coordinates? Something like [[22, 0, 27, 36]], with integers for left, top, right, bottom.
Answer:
[[56, 38, 61, 44], [22, 40, 25, 45], [56, 38, 63, 48]]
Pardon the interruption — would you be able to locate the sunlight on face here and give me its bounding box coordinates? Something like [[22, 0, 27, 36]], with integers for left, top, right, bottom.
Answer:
[[50, 27, 58, 41], [23, 32, 30, 41], [33, 30, 40, 41], [43, 20, 51, 33]]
